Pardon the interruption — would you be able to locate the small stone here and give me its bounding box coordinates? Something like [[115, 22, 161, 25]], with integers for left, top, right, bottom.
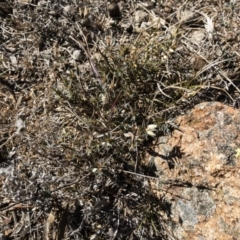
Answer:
[[63, 5, 71, 13], [72, 50, 81, 61], [120, 21, 133, 33], [192, 55, 206, 71], [152, 8, 161, 16], [190, 30, 206, 45], [164, 6, 171, 13], [134, 10, 148, 23], [9, 55, 17, 65]]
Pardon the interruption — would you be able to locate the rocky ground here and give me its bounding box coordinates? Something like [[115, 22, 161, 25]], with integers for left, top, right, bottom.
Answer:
[[1, 0, 240, 239]]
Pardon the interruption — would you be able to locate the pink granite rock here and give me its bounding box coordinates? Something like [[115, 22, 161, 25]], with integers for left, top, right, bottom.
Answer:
[[147, 102, 240, 239]]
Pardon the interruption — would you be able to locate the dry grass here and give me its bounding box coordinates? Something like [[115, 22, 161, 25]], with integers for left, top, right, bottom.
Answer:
[[0, 0, 240, 239]]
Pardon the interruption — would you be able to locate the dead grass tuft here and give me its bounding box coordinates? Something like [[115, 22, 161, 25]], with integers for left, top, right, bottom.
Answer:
[[0, 0, 240, 239]]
